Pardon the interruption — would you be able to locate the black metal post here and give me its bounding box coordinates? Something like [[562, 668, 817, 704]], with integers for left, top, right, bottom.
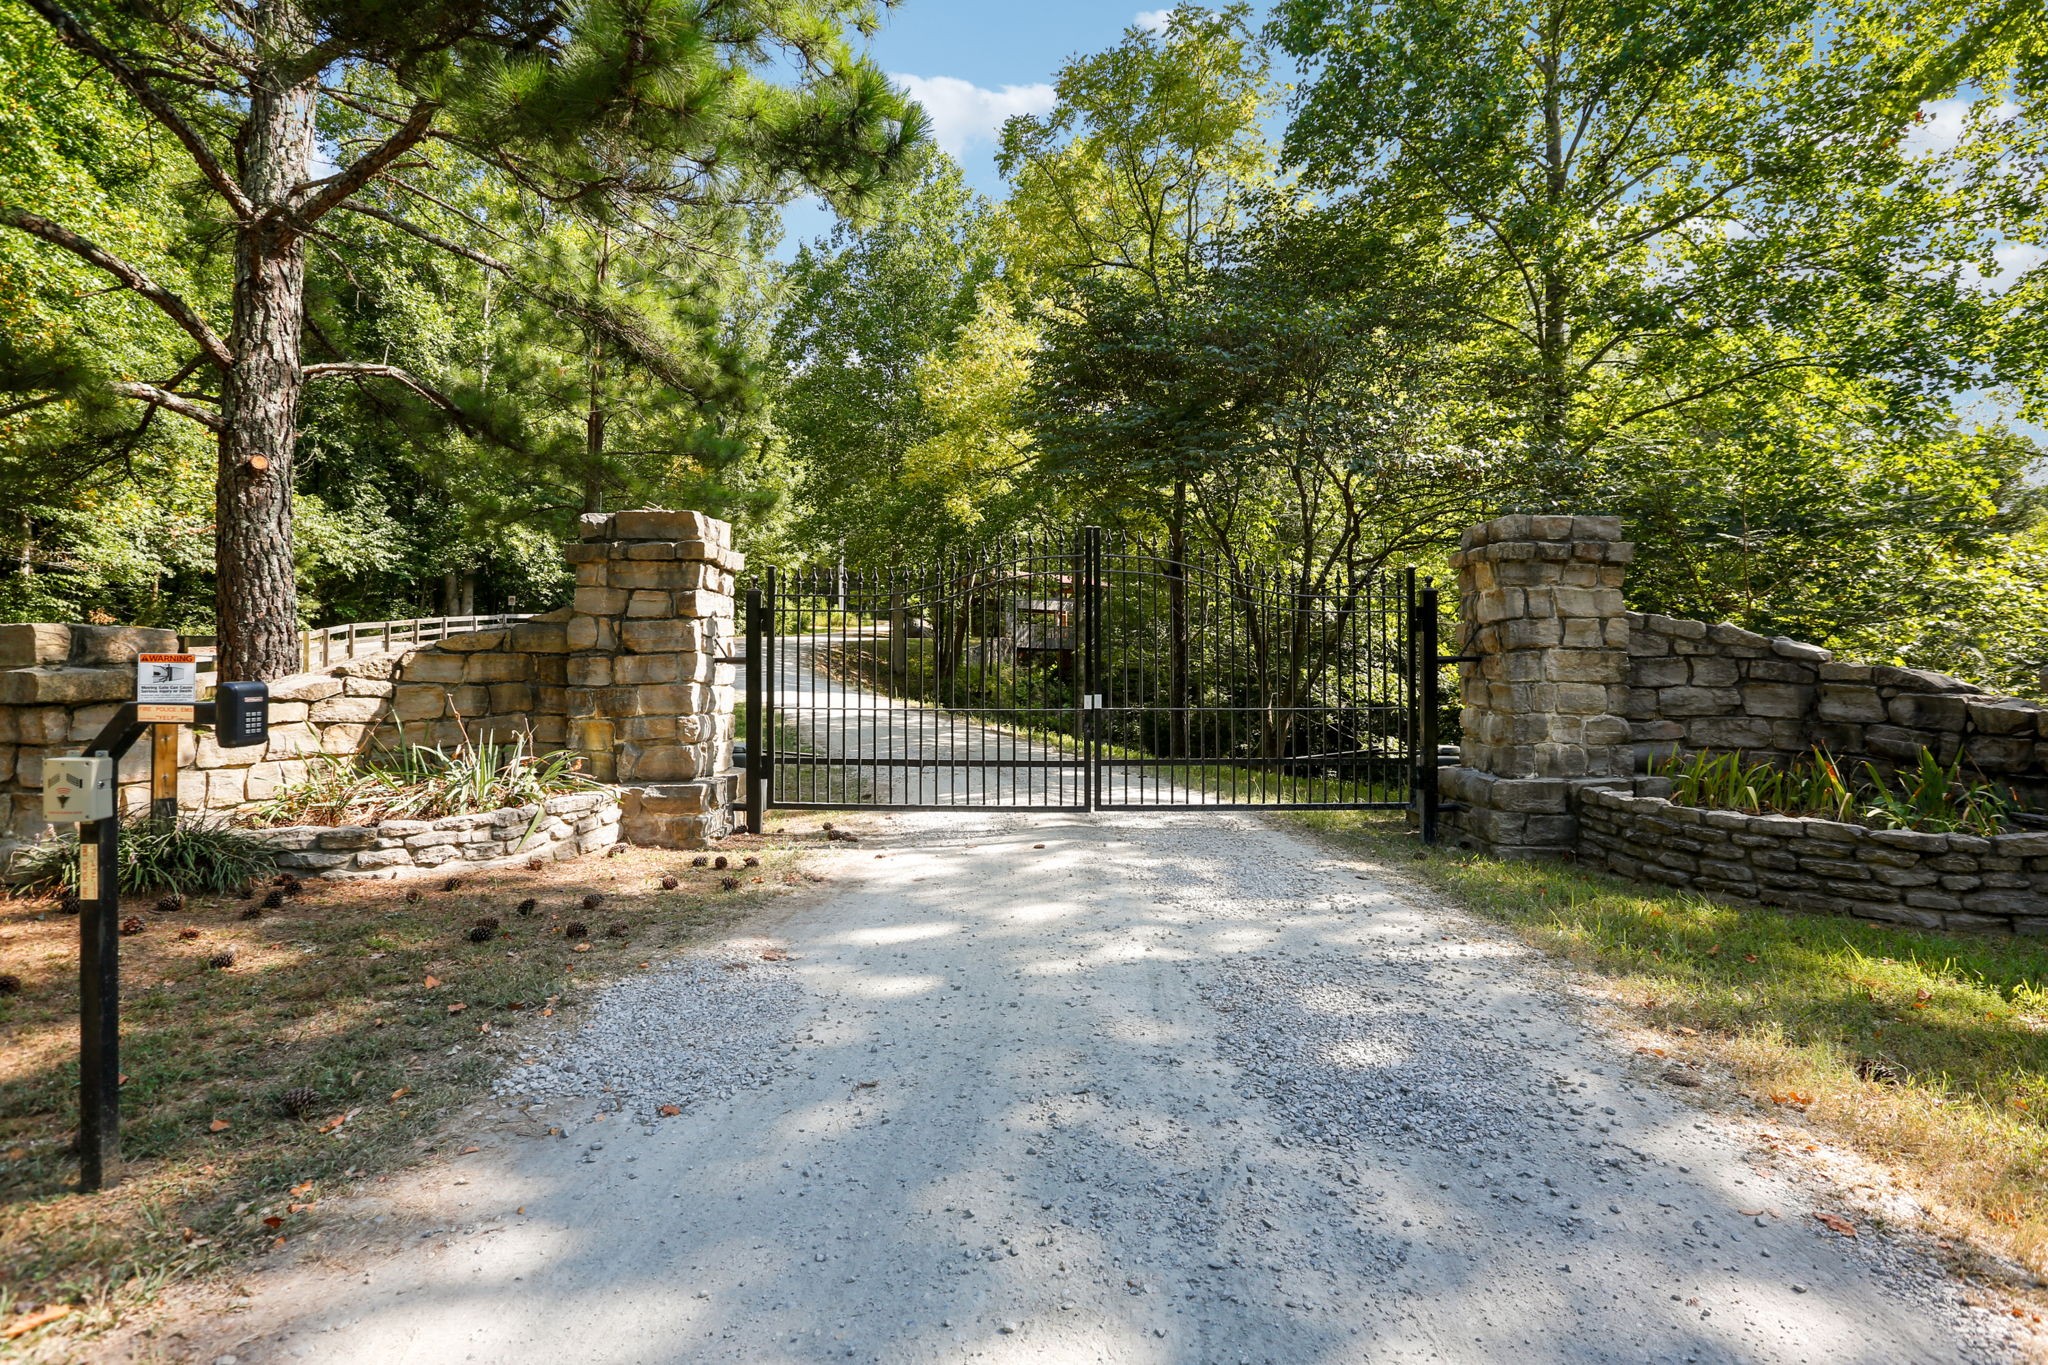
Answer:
[[1418, 582, 1442, 845], [762, 566, 779, 813], [78, 814, 120, 1190], [744, 584, 765, 836]]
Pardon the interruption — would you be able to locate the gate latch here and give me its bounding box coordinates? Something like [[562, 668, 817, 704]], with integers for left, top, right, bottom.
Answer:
[[1082, 694, 1103, 710]]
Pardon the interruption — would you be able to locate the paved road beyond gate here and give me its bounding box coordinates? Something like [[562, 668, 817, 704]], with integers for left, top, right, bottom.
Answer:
[[744, 530, 1442, 821]]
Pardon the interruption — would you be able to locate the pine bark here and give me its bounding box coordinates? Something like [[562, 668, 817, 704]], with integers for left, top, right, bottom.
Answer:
[[214, 5, 315, 682]]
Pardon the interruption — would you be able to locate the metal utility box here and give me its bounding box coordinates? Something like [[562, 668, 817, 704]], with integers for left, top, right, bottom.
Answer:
[[214, 681, 271, 748], [44, 757, 116, 822]]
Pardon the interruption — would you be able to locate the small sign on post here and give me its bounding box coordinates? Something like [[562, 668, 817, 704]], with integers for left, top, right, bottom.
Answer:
[[136, 653, 198, 709]]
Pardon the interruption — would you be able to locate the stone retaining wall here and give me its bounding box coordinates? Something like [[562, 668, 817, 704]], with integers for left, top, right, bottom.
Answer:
[[0, 508, 745, 861], [1626, 613, 2048, 805], [1576, 784, 2048, 935], [252, 790, 621, 881]]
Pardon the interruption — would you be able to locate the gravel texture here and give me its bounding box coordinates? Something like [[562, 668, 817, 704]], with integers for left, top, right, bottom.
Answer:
[[173, 660, 2033, 1365], [497, 941, 804, 1117], [185, 806, 2031, 1365]]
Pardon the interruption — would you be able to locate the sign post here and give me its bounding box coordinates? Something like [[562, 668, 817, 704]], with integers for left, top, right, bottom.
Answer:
[[53, 683, 270, 1192]]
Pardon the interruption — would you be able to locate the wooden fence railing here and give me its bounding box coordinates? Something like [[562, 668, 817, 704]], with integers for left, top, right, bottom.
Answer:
[[188, 614, 538, 679]]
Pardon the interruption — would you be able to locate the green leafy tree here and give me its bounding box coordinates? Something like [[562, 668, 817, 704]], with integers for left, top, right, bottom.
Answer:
[[771, 146, 1000, 563], [1, 0, 924, 678], [1270, 0, 2015, 491]]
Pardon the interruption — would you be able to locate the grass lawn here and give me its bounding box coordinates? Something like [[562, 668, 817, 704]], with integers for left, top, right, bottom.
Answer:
[[1293, 811, 2048, 1287], [0, 838, 795, 1354]]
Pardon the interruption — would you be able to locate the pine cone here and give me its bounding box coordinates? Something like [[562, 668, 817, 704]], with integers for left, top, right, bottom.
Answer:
[[277, 1085, 320, 1119], [119, 916, 145, 936], [239, 905, 265, 920], [442, 877, 463, 893], [516, 898, 538, 915], [563, 921, 589, 940], [0, 972, 21, 996], [581, 893, 603, 911], [526, 856, 546, 871], [57, 893, 81, 916], [262, 889, 286, 910], [155, 893, 185, 914], [742, 856, 760, 868], [719, 876, 741, 892], [691, 856, 709, 868], [208, 949, 237, 969], [604, 924, 628, 939], [466, 923, 496, 944], [660, 876, 679, 890], [177, 927, 200, 941], [405, 888, 423, 904], [713, 855, 728, 870], [279, 874, 303, 897]]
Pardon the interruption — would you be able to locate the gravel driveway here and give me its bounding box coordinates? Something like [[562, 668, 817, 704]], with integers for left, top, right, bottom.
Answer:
[[176, 653, 2029, 1364], [181, 802, 2027, 1365]]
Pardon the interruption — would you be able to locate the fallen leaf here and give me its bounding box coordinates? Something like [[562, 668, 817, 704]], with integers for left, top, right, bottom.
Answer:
[[1674, 1026, 1699, 1037], [208, 1118, 231, 1133], [288, 1202, 311, 1214], [1813, 1211, 1857, 1237], [290, 1180, 314, 1196], [573, 943, 590, 953], [2, 1304, 72, 1339], [261, 1214, 284, 1229], [389, 1087, 409, 1101], [459, 1145, 480, 1155], [447, 1001, 467, 1014], [541, 1007, 554, 1017], [658, 1105, 681, 1117], [761, 948, 789, 962], [424, 975, 442, 989]]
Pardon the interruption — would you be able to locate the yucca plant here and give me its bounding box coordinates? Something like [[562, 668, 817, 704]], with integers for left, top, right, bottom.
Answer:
[[11, 815, 279, 897], [255, 723, 600, 828], [1656, 746, 2017, 836]]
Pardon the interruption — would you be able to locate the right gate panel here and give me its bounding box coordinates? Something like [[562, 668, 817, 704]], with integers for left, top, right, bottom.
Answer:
[[1090, 536, 1417, 810]]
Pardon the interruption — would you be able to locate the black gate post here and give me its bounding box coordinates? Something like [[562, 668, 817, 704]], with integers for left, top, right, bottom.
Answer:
[[1082, 525, 1102, 812], [77, 811, 121, 1191], [744, 582, 765, 836], [1417, 582, 1442, 844]]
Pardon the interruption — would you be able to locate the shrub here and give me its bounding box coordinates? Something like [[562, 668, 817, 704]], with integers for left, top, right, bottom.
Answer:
[[1657, 747, 2019, 837], [255, 726, 600, 828], [12, 815, 280, 897]]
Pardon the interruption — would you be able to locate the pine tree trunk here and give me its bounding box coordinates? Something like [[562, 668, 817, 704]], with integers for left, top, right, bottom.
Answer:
[[215, 10, 315, 682]]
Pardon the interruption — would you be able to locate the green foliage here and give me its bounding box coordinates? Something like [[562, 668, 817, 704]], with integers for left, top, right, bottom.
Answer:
[[1656, 747, 2022, 835], [255, 728, 601, 828], [11, 816, 279, 896]]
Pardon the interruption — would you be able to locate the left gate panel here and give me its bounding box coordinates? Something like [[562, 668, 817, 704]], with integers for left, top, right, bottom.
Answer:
[[756, 544, 1091, 811]]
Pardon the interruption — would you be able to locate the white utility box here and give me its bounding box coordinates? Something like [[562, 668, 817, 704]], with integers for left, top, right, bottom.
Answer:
[[44, 757, 116, 823]]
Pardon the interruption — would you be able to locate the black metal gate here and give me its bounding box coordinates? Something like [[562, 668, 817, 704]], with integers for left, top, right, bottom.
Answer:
[[743, 530, 1438, 824]]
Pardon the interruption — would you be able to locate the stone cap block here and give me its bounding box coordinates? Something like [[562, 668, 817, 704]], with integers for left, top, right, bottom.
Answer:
[[70, 624, 180, 666], [0, 666, 134, 705], [0, 624, 75, 668], [267, 672, 345, 703]]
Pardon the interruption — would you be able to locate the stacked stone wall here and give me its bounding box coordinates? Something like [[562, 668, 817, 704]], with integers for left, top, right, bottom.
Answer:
[[0, 508, 745, 863], [1577, 784, 2048, 935], [1624, 613, 2048, 804], [253, 790, 620, 881]]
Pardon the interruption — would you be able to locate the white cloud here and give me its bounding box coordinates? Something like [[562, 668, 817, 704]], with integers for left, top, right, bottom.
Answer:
[[1902, 97, 2018, 160], [893, 74, 1057, 156], [1134, 8, 1174, 31]]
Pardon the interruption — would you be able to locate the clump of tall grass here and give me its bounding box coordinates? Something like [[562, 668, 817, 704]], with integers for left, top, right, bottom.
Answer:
[[1656, 747, 2018, 837], [11, 815, 279, 896], [255, 726, 599, 828]]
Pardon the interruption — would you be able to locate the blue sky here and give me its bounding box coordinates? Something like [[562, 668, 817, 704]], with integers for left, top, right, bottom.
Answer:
[[779, 3, 1222, 246]]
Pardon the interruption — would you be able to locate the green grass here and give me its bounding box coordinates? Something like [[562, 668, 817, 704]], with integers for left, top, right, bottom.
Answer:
[[1292, 811, 2048, 1280]]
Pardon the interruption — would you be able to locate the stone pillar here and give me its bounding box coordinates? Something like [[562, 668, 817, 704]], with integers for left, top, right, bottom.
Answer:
[[562, 509, 746, 848], [1439, 514, 1635, 858]]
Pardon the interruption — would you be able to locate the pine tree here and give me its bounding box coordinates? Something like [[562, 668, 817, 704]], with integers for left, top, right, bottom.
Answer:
[[0, 0, 924, 678]]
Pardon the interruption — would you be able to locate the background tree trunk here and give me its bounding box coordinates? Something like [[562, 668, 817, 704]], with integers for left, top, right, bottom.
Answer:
[[215, 9, 315, 682]]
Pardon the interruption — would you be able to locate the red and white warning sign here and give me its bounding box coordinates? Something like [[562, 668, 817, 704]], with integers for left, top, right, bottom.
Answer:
[[136, 653, 198, 705]]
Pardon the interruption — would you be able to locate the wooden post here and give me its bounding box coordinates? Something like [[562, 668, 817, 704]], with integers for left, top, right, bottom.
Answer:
[[150, 724, 179, 822]]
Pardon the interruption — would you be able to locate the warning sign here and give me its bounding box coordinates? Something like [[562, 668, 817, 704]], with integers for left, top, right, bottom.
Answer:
[[137, 653, 198, 705]]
